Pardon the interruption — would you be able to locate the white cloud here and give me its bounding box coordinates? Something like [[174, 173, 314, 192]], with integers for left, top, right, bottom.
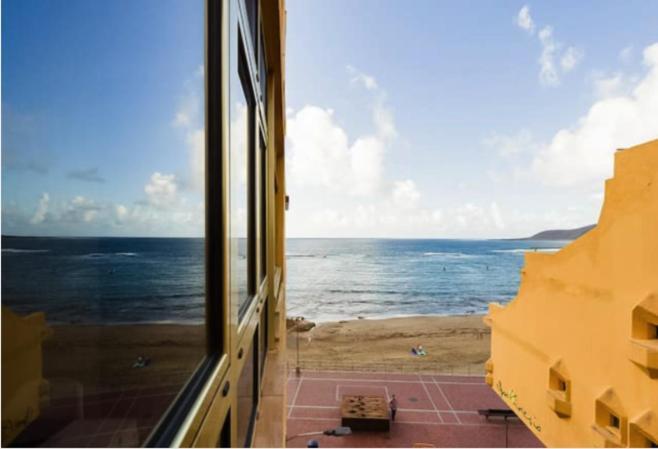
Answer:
[[115, 204, 128, 222], [145, 172, 179, 207], [288, 66, 399, 200], [347, 65, 378, 90], [287, 104, 390, 197], [483, 129, 536, 157], [560, 46, 583, 72], [518, 9, 584, 87], [516, 5, 535, 34], [531, 42, 658, 186], [592, 72, 626, 99], [188, 128, 205, 189], [287, 106, 351, 190], [62, 196, 101, 223], [351, 136, 386, 196], [490, 202, 505, 230], [392, 180, 420, 209], [30, 193, 50, 224], [538, 26, 559, 86], [373, 103, 397, 140]]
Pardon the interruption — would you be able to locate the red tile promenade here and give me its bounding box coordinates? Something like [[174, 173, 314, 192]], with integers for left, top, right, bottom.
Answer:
[[286, 371, 544, 448]]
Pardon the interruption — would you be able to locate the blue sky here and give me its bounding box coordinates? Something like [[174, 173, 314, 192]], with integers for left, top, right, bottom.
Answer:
[[2, 0, 205, 236], [284, 0, 658, 237], [2, 1, 658, 237]]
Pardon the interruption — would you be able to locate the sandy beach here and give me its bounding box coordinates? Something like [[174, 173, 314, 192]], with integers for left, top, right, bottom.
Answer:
[[40, 315, 490, 396], [286, 315, 490, 374], [42, 324, 206, 395]]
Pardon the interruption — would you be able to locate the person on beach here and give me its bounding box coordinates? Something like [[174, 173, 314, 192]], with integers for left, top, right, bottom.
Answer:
[[389, 394, 398, 421]]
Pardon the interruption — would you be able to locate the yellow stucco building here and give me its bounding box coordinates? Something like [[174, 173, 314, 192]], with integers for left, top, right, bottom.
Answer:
[[486, 138, 658, 448]]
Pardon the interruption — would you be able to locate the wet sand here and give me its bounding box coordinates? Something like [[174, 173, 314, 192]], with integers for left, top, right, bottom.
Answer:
[[286, 315, 490, 374]]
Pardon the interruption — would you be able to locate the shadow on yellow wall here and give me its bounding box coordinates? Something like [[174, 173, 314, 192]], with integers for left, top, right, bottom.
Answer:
[[1, 307, 51, 445]]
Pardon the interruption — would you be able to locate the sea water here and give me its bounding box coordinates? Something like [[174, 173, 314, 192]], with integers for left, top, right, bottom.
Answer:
[[1, 236, 566, 324], [286, 238, 567, 322]]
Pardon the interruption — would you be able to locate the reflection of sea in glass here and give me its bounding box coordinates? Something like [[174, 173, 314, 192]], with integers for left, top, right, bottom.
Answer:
[[1, 1, 205, 446], [230, 97, 250, 313]]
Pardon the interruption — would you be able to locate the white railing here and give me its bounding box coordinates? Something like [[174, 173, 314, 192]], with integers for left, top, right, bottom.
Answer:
[[287, 359, 485, 376]]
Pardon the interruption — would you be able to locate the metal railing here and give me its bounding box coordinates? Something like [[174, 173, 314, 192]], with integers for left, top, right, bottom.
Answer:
[[287, 359, 485, 377]]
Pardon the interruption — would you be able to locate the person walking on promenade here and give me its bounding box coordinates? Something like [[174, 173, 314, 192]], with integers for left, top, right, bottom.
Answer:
[[389, 394, 398, 422]]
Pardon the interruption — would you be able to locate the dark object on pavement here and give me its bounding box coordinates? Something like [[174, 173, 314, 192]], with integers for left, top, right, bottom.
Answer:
[[478, 408, 518, 420]]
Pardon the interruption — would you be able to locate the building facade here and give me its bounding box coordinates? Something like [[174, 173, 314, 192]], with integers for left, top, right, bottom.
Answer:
[[486, 139, 658, 447], [1, 0, 288, 447]]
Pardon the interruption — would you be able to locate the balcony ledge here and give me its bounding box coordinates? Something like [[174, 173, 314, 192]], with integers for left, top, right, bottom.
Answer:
[[628, 339, 658, 377], [546, 389, 571, 417], [591, 424, 623, 448]]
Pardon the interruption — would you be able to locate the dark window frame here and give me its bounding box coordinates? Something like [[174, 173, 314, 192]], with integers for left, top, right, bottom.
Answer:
[[258, 131, 267, 285], [145, 0, 225, 445]]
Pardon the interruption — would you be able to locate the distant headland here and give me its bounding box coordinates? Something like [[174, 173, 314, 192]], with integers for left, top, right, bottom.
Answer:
[[517, 224, 595, 241]]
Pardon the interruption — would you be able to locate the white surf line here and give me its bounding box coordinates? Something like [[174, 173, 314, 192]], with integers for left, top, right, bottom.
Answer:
[[288, 377, 304, 418], [433, 377, 460, 424], [418, 373, 443, 424]]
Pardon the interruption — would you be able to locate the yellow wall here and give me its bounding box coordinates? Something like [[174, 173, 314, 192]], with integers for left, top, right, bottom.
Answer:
[[1, 308, 51, 444], [486, 139, 658, 448]]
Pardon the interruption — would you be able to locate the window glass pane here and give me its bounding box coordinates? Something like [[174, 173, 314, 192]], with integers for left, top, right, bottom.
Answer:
[[230, 38, 253, 318], [1, 1, 206, 446]]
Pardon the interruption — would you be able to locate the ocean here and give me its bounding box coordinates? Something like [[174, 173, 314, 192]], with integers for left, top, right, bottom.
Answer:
[[286, 238, 567, 322], [1, 236, 567, 324]]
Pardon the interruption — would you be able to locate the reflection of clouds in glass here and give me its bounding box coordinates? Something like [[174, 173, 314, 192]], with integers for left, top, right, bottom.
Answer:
[[172, 66, 205, 191], [30, 193, 50, 224], [5, 189, 204, 237], [230, 101, 248, 185], [144, 172, 179, 207], [230, 100, 249, 240], [229, 92, 249, 302], [235, 207, 247, 238], [3, 65, 206, 237]]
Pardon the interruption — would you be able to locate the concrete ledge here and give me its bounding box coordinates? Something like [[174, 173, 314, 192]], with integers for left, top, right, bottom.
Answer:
[[591, 424, 623, 448], [628, 339, 658, 372], [546, 390, 571, 417]]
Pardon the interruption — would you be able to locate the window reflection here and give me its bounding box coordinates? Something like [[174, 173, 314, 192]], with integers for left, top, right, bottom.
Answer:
[[231, 36, 253, 319], [1, 1, 205, 446]]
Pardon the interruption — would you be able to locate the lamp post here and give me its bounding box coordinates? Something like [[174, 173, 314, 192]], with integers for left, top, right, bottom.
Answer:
[[295, 320, 301, 376]]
